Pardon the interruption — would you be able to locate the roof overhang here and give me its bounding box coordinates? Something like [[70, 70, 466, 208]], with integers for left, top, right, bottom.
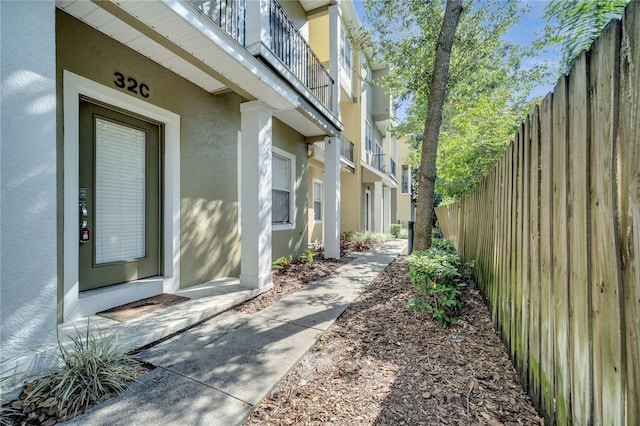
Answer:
[[56, 0, 340, 137]]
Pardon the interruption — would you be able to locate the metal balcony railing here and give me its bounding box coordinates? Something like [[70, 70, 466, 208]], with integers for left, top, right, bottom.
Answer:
[[269, 0, 334, 109], [389, 158, 396, 177], [192, 0, 246, 46], [340, 135, 354, 164], [191, 0, 334, 113]]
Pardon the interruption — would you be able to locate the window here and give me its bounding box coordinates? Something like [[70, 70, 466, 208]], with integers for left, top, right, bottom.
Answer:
[[272, 147, 296, 229], [401, 164, 411, 194], [365, 121, 373, 153], [340, 27, 352, 73], [313, 180, 323, 222], [374, 140, 383, 171]]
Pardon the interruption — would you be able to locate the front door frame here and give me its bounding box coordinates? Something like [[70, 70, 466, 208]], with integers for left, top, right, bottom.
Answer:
[[63, 71, 181, 322]]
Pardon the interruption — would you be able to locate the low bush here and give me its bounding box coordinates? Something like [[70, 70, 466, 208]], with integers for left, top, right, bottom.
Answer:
[[405, 239, 471, 328], [390, 224, 402, 238], [272, 256, 292, 272], [21, 325, 139, 420]]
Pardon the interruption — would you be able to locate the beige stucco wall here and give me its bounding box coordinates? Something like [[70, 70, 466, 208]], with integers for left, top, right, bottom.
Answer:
[[271, 119, 309, 259], [56, 11, 242, 288], [340, 99, 362, 233], [56, 11, 310, 290], [395, 138, 412, 227], [308, 11, 329, 64]]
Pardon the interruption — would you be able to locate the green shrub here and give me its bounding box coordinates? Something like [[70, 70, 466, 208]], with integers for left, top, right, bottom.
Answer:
[[24, 325, 139, 418], [272, 256, 291, 271], [390, 224, 402, 238], [405, 239, 468, 328], [398, 228, 408, 239], [301, 247, 318, 263]]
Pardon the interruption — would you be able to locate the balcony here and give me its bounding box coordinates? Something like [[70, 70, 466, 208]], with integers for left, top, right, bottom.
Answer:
[[310, 135, 356, 172], [191, 0, 335, 119]]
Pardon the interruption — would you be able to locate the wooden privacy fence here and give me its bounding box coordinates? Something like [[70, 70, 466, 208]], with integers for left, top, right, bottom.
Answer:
[[435, 3, 639, 425]]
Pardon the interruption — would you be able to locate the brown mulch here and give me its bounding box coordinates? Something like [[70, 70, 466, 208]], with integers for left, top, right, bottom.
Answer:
[[244, 254, 544, 426], [236, 256, 352, 314]]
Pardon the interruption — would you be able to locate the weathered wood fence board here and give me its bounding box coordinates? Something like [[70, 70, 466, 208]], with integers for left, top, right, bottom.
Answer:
[[589, 18, 624, 426], [528, 105, 542, 409], [619, 4, 640, 425], [435, 2, 639, 424], [551, 74, 571, 424], [568, 52, 591, 424], [538, 93, 556, 425]]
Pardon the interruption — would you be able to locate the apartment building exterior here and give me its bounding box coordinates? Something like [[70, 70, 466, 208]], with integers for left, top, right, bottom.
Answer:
[[0, 0, 368, 396], [396, 136, 415, 228], [305, 1, 399, 242]]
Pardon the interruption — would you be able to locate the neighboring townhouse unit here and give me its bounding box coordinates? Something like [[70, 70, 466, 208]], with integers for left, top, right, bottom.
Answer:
[[1, 0, 349, 396], [395, 136, 415, 228], [305, 1, 399, 242]]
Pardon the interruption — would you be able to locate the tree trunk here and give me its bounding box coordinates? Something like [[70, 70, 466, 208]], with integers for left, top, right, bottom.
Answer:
[[414, 0, 464, 251]]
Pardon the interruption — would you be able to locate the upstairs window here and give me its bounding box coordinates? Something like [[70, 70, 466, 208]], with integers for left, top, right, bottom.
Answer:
[[340, 27, 352, 73], [401, 165, 411, 194], [365, 121, 373, 153]]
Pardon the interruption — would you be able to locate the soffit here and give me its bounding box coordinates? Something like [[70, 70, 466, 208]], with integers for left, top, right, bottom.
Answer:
[[299, 0, 332, 13]]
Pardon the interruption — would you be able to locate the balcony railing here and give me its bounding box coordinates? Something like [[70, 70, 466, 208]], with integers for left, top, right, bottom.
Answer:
[[269, 0, 333, 108], [340, 135, 354, 164], [192, 0, 246, 46], [191, 0, 335, 114]]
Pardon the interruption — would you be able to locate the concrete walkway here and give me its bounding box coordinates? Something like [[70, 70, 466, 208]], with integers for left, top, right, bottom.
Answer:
[[66, 240, 406, 426]]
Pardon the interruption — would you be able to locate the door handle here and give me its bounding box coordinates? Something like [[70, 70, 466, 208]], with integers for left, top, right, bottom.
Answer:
[[79, 187, 90, 243]]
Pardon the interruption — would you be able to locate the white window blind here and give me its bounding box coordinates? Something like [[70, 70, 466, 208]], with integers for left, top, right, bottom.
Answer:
[[272, 153, 291, 224], [95, 118, 146, 264], [313, 180, 322, 221]]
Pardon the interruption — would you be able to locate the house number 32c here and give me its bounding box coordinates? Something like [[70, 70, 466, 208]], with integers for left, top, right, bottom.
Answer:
[[114, 72, 150, 98]]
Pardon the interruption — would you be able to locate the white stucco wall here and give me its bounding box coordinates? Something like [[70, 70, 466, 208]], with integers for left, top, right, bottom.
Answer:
[[1, 1, 58, 398]]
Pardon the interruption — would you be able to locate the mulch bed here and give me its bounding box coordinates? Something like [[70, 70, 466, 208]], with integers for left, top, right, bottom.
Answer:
[[2, 246, 543, 425], [244, 254, 543, 425], [236, 256, 352, 314]]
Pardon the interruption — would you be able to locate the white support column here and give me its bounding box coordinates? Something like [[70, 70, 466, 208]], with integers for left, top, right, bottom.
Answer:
[[245, 0, 270, 55], [328, 3, 341, 117], [383, 186, 391, 234], [323, 136, 341, 258], [240, 101, 273, 289], [384, 123, 392, 172], [373, 181, 383, 233]]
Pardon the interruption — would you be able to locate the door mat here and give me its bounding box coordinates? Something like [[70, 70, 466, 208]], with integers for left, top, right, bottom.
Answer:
[[96, 293, 190, 322]]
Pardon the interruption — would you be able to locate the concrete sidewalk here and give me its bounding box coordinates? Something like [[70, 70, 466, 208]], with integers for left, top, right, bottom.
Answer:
[[66, 240, 406, 426]]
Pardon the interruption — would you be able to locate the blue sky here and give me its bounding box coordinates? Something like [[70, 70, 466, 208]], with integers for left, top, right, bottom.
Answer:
[[352, 0, 562, 100]]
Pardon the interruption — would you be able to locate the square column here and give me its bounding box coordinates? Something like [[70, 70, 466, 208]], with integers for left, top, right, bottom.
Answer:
[[240, 101, 273, 289], [373, 181, 383, 233], [323, 136, 341, 258], [383, 186, 391, 234], [245, 0, 270, 55], [328, 3, 341, 116]]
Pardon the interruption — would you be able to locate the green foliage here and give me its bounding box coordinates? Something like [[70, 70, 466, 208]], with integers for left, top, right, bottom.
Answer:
[[301, 247, 319, 263], [538, 0, 630, 74], [362, 0, 551, 202], [390, 224, 402, 238], [352, 232, 392, 244], [405, 239, 469, 328], [24, 325, 139, 417], [272, 256, 291, 271]]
